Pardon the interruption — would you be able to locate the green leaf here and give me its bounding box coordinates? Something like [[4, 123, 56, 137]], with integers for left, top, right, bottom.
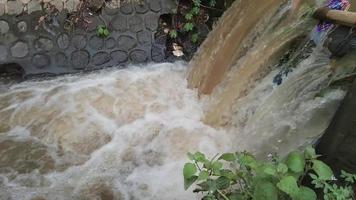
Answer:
[[184, 175, 198, 190], [103, 29, 110, 37], [192, 7, 200, 15], [212, 161, 223, 171], [169, 30, 177, 38], [97, 27, 104, 35], [286, 151, 305, 173], [197, 179, 217, 191], [216, 176, 230, 190], [277, 176, 300, 198], [287, 171, 303, 181], [253, 181, 278, 200], [191, 33, 199, 43], [220, 169, 236, 180], [295, 186, 317, 200], [262, 164, 277, 176], [277, 163, 288, 174], [238, 152, 257, 169], [209, 0, 216, 7], [185, 13, 193, 20], [212, 161, 223, 175], [341, 170, 356, 183], [309, 173, 318, 180], [197, 170, 209, 181], [219, 153, 236, 161], [183, 23, 194, 32], [183, 163, 197, 179], [193, 152, 207, 162], [203, 160, 212, 170], [192, 0, 200, 7], [304, 146, 317, 159], [312, 160, 333, 180]]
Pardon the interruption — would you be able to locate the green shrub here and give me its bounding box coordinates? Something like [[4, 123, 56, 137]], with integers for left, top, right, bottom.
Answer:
[[169, 0, 229, 43], [183, 147, 356, 200]]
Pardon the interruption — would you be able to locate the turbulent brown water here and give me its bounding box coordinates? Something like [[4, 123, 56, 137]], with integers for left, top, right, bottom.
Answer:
[[0, 0, 348, 199]]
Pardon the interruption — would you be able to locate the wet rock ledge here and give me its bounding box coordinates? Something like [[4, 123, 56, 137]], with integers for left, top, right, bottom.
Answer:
[[0, 0, 177, 76]]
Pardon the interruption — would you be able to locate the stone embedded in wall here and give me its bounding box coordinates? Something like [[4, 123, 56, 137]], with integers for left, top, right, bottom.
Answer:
[[0, 45, 8, 62], [32, 54, 51, 69], [89, 35, 104, 50], [72, 35, 87, 49], [35, 37, 54, 51], [55, 52, 68, 68], [0, 20, 9, 34], [0, 0, 177, 16], [0, 0, 178, 75], [72, 50, 90, 69], [0, 3, 5, 16], [120, 3, 134, 14], [149, 0, 162, 12], [17, 21, 27, 32], [145, 13, 158, 31], [105, 37, 116, 49], [27, 0, 42, 13], [57, 33, 70, 49], [6, 0, 22, 15], [106, 0, 120, 9], [118, 35, 137, 51], [128, 16, 144, 32], [135, 1, 149, 14], [130, 49, 148, 63], [10, 41, 29, 58], [92, 52, 110, 66], [104, 7, 119, 16], [111, 50, 128, 64], [111, 15, 127, 31], [137, 30, 152, 45]]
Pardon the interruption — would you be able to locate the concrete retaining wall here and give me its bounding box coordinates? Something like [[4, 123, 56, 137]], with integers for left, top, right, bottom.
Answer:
[[0, 0, 177, 76]]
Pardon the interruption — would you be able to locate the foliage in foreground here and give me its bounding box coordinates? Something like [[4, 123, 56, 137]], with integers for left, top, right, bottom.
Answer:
[[183, 147, 356, 200]]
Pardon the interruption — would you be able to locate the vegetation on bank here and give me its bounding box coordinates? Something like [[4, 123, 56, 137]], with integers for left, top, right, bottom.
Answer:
[[160, 0, 235, 59], [183, 147, 356, 200]]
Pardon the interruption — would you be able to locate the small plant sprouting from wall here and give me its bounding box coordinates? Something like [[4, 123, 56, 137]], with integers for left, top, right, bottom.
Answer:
[[96, 25, 110, 38], [183, 147, 356, 200]]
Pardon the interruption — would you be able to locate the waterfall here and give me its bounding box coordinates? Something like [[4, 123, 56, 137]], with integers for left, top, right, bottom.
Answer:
[[0, 0, 347, 199]]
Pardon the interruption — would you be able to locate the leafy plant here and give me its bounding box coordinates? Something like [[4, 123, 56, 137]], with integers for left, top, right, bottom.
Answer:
[[169, 30, 178, 39], [169, 0, 225, 43], [183, 147, 356, 200], [96, 25, 110, 38], [191, 33, 200, 43]]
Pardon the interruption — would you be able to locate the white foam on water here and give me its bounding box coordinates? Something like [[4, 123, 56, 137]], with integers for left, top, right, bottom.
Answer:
[[0, 51, 346, 199], [221, 47, 346, 157], [0, 63, 232, 200]]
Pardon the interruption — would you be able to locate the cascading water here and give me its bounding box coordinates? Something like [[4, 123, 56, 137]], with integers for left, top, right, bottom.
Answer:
[[0, 64, 234, 200], [0, 0, 349, 199]]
